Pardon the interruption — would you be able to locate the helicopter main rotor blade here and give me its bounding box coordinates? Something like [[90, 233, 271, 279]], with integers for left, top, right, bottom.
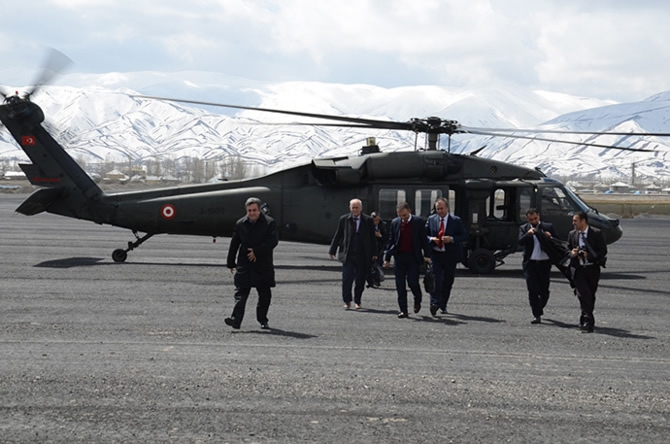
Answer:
[[467, 129, 656, 152], [133, 94, 413, 130], [464, 126, 670, 137]]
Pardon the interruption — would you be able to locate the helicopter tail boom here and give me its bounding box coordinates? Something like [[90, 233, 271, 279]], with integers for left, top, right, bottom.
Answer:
[[0, 100, 105, 222]]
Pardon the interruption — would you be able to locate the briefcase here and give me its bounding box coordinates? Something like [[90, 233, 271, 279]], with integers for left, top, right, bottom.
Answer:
[[423, 263, 435, 293]]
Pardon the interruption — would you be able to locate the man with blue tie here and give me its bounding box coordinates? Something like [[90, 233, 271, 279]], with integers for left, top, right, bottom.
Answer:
[[425, 198, 468, 316], [384, 202, 431, 318], [329, 198, 377, 310], [568, 211, 608, 333]]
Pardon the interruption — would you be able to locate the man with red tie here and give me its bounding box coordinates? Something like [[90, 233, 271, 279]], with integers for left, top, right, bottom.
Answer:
[[384, 202, 431, 318], [425, 198, 468, 316]]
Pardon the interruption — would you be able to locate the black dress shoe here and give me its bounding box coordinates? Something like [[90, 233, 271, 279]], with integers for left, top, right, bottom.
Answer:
[[581, 325, 594, 333], [430, 305, 438, 316], [398, 312, 408, 318], [260, 323, 270, 330], [413, 302, 421, 314], [224, 317, 240, 329], [531, 317, 541, 324]]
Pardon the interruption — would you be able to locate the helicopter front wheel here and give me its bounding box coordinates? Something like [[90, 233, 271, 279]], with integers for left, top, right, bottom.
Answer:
[[112, 249, 128, 262], [467, 248, 496, 274]]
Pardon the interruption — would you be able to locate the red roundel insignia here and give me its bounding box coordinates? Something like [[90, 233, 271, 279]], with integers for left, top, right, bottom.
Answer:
[[160, 204, 176, 220]]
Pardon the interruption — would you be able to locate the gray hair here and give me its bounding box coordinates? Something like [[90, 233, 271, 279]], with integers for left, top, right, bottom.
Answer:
[[245, 197, 262, 208]]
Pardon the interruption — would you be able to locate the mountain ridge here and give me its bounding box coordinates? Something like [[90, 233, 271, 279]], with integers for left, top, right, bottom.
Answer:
[[1, 74, 669, 183]]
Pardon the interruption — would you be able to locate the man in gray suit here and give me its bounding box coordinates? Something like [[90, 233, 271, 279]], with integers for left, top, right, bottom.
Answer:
[[329, 198, 377, 309]]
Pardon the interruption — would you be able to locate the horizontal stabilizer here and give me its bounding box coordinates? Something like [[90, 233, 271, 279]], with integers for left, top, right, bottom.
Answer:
[[16, 187, 64, 215], [19, 163, 64, 187]]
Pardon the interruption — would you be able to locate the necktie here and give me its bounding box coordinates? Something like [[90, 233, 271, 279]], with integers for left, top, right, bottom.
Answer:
[[354, 217, 359, 233], [438, 218, 445, 248]]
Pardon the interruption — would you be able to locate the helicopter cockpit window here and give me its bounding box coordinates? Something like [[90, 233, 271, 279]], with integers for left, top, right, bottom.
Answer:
[[378, 189, 406, 219], [541, 186, 580, 215], [414, 189, 443, 219]]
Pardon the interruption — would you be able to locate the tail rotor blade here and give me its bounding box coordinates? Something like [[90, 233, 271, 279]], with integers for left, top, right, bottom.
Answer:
[[23, 48, 73, 99]]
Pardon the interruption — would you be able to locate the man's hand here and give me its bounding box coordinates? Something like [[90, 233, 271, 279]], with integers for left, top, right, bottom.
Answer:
[[247, 248, 257, 262]]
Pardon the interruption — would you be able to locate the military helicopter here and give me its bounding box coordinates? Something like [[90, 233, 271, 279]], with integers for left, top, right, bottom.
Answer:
[[0, 55, 661, 272]]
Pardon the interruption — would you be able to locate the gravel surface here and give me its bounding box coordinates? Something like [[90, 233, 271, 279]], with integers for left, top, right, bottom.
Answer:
[[1, 195, 668, 443]]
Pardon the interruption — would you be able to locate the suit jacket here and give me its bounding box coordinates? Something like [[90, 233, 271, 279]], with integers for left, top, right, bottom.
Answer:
[[568, 225, 608, 268], [425, 213, 468, 262], [328, 212, 376, 264], [384, 215, 430, 263], [518, 221, 558, 268]]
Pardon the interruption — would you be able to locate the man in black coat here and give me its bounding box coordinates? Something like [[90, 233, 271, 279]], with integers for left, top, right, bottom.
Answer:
[[519, 208, 558, 324], [329, 198, 377, 309], [224, 197, 279, 330], [568, 211, 608, 333], [384, 202, 431, 318]]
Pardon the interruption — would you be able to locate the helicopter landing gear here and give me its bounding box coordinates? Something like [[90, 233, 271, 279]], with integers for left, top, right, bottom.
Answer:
[[112, 231, 154, 262], [467, 248, 496, 274]]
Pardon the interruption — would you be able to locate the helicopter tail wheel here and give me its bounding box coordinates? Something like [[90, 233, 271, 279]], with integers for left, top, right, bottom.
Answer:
[[112, 232, 155, 263], [112, 249, 128, 262], [468, 248, 496, 274]]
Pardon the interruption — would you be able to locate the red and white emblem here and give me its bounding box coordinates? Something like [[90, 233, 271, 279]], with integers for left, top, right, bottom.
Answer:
[[160, 204, 176, 220], [21, 136, 36, 146]]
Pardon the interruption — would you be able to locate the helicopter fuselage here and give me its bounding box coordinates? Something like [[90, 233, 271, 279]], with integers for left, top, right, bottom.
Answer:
[[1, 99, 621, 271]]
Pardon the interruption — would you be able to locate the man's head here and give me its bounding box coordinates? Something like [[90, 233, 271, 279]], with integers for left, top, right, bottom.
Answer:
[[572, 211, 589, 231], [434, 198, 449, 218], [245, 197, 262, 222], [371, 212, 381, 225], [525, 208, 540, 227], [349, 198, 363, 217], [396, 201, 412, 223]]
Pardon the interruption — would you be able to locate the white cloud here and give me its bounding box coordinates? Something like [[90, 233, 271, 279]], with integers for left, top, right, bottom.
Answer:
[[1, 0, 669, 102]]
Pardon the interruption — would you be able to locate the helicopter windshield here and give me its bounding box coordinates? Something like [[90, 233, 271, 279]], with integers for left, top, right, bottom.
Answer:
[[562, 186, 591, 212], [540, 183, 588, 216]]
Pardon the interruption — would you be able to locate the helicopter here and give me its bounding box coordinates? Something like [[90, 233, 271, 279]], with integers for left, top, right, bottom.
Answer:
[[1, 57, 661, 272]]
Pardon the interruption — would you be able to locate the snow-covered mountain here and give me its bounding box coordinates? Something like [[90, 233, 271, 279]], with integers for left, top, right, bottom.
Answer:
[[1, 74, 669, 182]]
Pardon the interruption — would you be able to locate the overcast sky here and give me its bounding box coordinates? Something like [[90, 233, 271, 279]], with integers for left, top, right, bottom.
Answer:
[[2, 0, 669, 102]]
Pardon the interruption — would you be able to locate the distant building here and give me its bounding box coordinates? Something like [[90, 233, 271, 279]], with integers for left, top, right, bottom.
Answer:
[[3, 171, 27, 180], [104, 169, 129, 183], [609, 182, 632, 193]]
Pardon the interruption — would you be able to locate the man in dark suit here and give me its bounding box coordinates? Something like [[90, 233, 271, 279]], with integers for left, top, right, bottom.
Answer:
[[224, 197, 279, 330], [518, 208, 557, 324], [367, 211, 389, 288], [425, 198, 468, 316], [384, 202, 431, 318], [568, 211, 608, 333], [329, 198, 377, 309]]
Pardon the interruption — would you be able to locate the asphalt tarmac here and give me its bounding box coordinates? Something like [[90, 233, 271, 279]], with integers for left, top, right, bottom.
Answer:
[[1, 194, 668, 443]]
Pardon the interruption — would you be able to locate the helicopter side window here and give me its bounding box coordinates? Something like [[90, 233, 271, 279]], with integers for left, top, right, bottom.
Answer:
[[378, 189, 406, 219], [519, 188, 532, 220], [486, 188, 509, 220], [414, 189, 443, 219]]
